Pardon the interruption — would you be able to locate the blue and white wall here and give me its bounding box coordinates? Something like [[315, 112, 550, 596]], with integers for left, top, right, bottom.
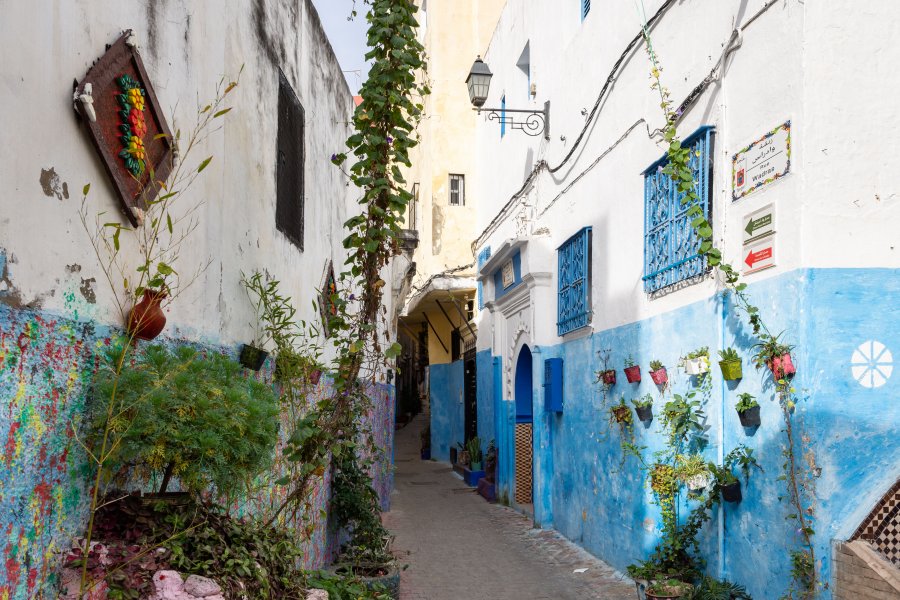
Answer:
[[471, 1, 900, 597]]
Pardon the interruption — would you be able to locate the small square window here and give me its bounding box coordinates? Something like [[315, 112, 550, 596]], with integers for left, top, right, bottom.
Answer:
[[449, 174, 465, 206], [275, 70, 305, 250]]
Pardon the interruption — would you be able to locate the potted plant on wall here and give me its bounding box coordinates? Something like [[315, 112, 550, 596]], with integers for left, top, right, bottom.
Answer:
[[681, 347, 710, 376], [275, 348, 324, 385], [611, 397, 632, 423], [752, 332, 796, 381], [624, 355, 642, 383], [712, 445, 761, 503], [735, 393, 761, 427], [649, 360, 668, 385], [717, 347, 743, 381], [675, 453, 710, 492], [598, 368, 617, 386], [632, 394, 654, 421]]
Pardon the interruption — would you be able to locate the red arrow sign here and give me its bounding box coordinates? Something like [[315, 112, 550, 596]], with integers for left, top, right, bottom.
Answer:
[[745, 247, 772, 268]]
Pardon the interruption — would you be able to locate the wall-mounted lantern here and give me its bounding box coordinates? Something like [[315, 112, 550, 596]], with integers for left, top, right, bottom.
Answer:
[[465, 55, 550, 140]]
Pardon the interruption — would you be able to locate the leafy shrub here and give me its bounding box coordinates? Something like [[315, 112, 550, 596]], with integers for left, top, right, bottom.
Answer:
[[92, 344, 279, 498]]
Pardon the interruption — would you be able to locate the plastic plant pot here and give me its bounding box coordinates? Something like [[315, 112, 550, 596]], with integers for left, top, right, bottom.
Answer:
[[718, 359, 743, 381], [613, 406, 631, 423], [635, 405, 653, 422], [624, 365, 642, 383], [685, 357, 710, 375], [650, 367, 668, 385], [721, 480, 742, 503], [686, 472, 711, 492], [768, 353, 796, 379], [601, 370, 617, 385], [239, 344, 269, 371], [738, 405, 761, 427]]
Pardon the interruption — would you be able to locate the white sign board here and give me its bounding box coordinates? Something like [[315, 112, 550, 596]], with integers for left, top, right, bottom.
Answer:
[[742, 238, 776, 275], [501, 259, 515, 288], [732, 121, 791, 201], [742, 203, 776, 245]]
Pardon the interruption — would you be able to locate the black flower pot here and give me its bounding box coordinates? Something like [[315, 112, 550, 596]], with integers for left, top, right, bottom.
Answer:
[[721, 481, 742, 503], [738, 405, 761, 427], [239, 344, 268, 371], [635, 405, 653, 422]]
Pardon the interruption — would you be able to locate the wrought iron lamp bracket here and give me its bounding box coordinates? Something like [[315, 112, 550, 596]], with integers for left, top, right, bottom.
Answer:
[[477, 100, 550, 140]]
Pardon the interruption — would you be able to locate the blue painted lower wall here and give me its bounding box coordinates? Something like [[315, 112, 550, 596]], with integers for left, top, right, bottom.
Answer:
[[470, 267, 899, 599], [428, 360, 464, 461]]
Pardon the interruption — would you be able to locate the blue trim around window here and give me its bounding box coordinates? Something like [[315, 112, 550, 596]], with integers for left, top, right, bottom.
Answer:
[[557, 227, 592, 336], [642, 125, 714, 294], [477, 246, 492, 309], [493, 250, 522, 300]]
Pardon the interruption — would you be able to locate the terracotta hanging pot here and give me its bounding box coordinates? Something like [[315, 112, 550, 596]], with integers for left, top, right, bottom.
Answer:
[[624, 365, 642, 383], [650, 367, 668, 385], [767, 353, 796, 380], [601, 369, 617, 385], [127, 289, 167, 341]]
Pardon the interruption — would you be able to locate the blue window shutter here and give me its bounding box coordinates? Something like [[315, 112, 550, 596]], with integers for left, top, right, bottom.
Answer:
[[476, 246, 492, 309], [642, 126, 714, 293], [500, 95, 506, 138], [544, 358, 564, 413], [557, 227, 592, 336]]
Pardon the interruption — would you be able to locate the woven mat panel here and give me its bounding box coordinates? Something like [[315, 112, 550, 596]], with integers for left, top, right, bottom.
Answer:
[[851, 479, 900, 565], [515, 423, 533, 504]]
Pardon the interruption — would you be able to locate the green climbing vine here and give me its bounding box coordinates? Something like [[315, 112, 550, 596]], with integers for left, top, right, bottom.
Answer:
[[641, 24, 818, 599]]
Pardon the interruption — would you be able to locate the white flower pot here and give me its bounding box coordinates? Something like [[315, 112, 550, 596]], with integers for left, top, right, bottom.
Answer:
[[685, 357, 709, 375], [687, 472, 710, 491]]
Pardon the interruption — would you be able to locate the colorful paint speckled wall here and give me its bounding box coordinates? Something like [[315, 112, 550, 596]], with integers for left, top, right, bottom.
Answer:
[[0, 304, 396, 599]]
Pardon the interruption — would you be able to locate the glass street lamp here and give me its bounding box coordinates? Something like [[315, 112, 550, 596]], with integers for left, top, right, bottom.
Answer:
[[465, 56, 550, 140]]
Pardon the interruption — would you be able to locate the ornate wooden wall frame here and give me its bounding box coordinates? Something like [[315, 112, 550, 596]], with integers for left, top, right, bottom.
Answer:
[[319, 260, 338, 338], [73, 30, 174, 227]]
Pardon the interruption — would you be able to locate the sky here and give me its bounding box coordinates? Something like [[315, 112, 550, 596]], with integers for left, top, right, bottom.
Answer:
[[310, 0, 372, 95]]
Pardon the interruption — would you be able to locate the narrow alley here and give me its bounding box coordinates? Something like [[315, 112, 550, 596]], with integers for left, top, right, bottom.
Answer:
[[384, 417, 635, 600]]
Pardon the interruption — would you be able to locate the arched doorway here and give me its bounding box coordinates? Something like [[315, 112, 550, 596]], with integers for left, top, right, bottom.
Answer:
[[513, 345, 533, 506]]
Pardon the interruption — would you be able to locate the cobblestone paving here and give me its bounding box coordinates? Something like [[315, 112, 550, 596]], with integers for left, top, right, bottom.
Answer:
[[383, 416, 636, 600]]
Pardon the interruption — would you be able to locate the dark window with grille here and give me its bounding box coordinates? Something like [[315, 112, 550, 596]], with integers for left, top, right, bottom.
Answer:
[[449, 174, 465, 206], [275, 70, 305, 250]]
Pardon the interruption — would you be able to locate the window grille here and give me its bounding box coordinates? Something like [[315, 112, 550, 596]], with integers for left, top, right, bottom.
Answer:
[[449, 174, 465, 206], [500, 95, 506, 138], [582, 0, 591, 20], [642, 126, 714, 294], [557, 227, 592, 336], [275, 70, 305, 250]]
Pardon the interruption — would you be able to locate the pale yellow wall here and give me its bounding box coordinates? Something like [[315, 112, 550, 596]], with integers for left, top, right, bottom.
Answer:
[[408, 0, 505, 285]]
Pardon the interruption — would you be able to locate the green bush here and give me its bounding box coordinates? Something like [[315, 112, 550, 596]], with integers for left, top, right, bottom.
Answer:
[[92, 344, 279, 498]]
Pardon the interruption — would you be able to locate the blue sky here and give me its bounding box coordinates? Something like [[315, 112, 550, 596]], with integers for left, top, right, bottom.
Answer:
[[311, 0, 371, 94]]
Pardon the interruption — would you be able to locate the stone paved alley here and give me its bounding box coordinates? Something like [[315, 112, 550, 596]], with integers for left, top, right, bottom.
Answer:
[[384, 417, 636, 600]]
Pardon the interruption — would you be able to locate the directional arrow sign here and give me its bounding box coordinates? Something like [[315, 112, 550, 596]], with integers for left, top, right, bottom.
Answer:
[[742, 203, 775, 245], [742, 239, 776, 274]]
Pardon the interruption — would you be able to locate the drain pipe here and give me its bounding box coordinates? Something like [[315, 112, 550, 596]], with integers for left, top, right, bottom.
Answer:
[[718, 294, 727, 578]]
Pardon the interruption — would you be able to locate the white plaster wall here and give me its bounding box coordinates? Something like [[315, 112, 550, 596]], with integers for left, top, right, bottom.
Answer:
[[473, 0, 900, 347], [0, 0, 376, 358]]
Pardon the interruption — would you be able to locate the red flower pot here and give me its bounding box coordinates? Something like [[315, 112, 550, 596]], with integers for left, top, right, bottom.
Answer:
[[601, 370, 617, 385], [127, 289, 167, 341], [650, 367, 668, 385], [624, 365, 642, 383], [767, 353, 796, 379]]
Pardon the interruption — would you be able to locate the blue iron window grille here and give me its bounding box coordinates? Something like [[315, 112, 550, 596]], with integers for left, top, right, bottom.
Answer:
[[476, 246, 492, 309], [557, 227, 592, 336], [582, 0, 591, 20], [642, 126, 714, 294], [500, 95, 506, 138]]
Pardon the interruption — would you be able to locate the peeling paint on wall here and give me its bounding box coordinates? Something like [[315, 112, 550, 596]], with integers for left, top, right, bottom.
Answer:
[[39, 167, 69, 201]]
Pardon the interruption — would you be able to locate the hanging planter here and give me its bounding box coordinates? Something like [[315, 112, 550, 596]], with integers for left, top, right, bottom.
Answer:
[[634, 404, 653, 422], [686, 472, 711, 492], [600, 369, 617, 385], [239, 344, 269, 371], [612, 405, 631, 423], [649, 367, 668, 386], [721, 480, 742, 503], [737, 405, 761, 427], [767, 353, 796, 380], [683, 356, 709, 375], [624, 365, 642, 383], [717, 348, 743, 380], [127, 289, 167, 341]]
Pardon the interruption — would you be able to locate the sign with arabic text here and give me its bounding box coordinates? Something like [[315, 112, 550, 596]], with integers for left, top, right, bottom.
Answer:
[[742, 238, 776, 275], [742, 203, 775, 245], [732, 121, 791, 201]]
